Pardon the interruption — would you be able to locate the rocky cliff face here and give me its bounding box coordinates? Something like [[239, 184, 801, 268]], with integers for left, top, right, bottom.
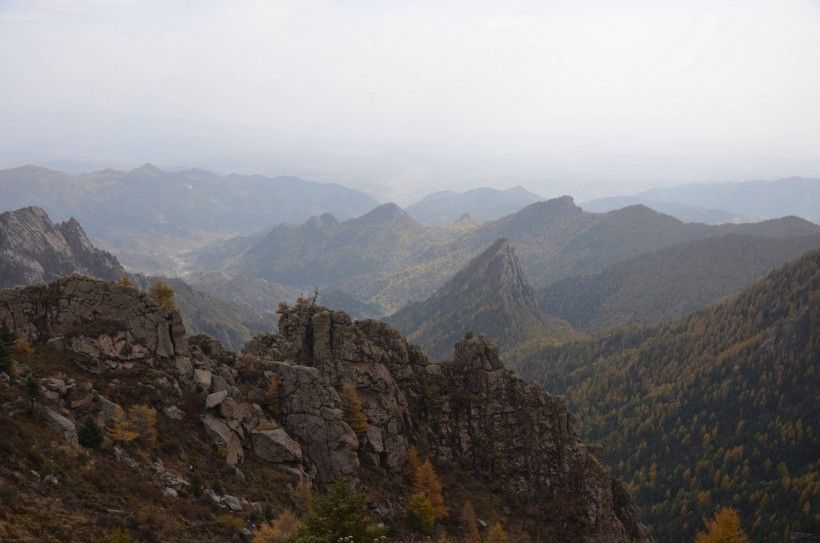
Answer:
[[0, 276, 650, 542], [0, 206, 123, 287], [388, 238, 574, 359]]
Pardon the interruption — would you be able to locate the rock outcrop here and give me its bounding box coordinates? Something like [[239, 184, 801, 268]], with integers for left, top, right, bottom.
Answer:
[[0, 206, 123, 287], [0, 277, 650, 541]]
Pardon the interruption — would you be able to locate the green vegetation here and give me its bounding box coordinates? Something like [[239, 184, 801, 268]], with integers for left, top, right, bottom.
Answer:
[[538, 233, 820, 332], [515, 250, 820, 542], [78, 417, 104, 449], [290, 480, 383, 543], [0, 322, 14, 374]]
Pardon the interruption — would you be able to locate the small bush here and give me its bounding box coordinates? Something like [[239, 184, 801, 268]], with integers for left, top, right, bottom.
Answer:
[[78, 417, 104, 449], [110, 528, 134, 543], [190, 473, 203, 498], [211, 478, 224, 493], [148, 281, 176, 311], [253, 509, 300, 543]]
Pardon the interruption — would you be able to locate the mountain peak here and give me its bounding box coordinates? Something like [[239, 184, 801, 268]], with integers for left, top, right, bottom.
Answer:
[[358, 202, 412, 222], [454, 213, 477, 228], [389, 238, 573, 359], [130, 163, 164, 175]]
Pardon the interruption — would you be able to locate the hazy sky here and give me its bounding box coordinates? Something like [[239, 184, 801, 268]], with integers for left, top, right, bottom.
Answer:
[[1, 0, 819, 202]]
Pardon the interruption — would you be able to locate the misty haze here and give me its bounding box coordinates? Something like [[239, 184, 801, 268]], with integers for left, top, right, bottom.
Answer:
[[0, 2, 818, 543]]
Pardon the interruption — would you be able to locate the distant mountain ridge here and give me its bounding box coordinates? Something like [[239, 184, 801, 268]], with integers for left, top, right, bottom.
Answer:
[[387, 238, 574, 359], [193, 196, 820, 315], [406, 185, 543, 225], [0, 164, 380, 272], [584, 176, 820, 223], [538, 232, 820, 331]]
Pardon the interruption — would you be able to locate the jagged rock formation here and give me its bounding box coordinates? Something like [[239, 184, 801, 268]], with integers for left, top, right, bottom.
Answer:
[[0, 276, 650, 541], [0, 206, 269, 350], [388, 238, 574, 359], [0, 206, 123, 286]]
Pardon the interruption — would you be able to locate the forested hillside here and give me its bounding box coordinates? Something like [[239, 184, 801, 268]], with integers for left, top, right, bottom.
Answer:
[[515, 250, 820, 542], [538, 233, 820, 331]]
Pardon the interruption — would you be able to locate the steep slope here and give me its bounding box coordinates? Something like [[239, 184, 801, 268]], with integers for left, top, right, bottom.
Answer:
[[388, 239, 574, 359], [0, 206, 123, 286], [587, 177, 820, 223], [406, 186, 543, 225], [539, 233, 820, 331], [0, 276, 650, 542], [0, 206, 267, 350], [0, 164, 380, 272], [514, 250, 820, 542]]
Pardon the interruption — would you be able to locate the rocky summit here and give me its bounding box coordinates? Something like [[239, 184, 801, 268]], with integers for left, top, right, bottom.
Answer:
[[0, 205, 123, 287], [0, 275, 649, 542]]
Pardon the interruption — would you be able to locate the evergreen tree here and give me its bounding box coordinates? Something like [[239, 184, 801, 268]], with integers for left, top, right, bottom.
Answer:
[[414, 459, 448, 519], [78, 417, 104, 449], [23, 375, 42, 413], [291, 480, 382, 543], [407, 492, 435, 534], [0, 322, 15, 374]]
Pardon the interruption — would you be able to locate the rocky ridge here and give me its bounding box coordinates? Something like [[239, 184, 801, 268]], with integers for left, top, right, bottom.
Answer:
[[388, 238, 574, 359], [0, 206, 123, 286], [0, 276, 650, 541]]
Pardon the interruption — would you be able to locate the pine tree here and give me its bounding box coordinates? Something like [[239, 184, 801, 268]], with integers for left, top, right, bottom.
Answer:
[[695, 507, 749, 543], [78, 417, 104, 448], [340, 383, 368, 434], [415, 459, 448, 519], [407, 446, 422, 486], [291, 480, 382, 543], [0, 322, 14, 374], [460, 501, 481, 543], [406, 492, 435, 534], [23, 375, 42, 413]]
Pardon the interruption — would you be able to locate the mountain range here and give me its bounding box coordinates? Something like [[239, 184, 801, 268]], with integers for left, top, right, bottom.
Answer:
[[584, 176, 820, 224], [514, 250, 820, 542], [405, 185, 543, 225], [0, 164, 380, 273], [192, 195, 820, 315]]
